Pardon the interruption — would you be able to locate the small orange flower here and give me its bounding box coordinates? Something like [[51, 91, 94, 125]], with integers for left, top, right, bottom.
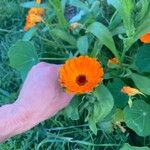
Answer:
[[70, 22, 80, 30], [121, 86, 143, 96], [108, 57, 119, 65], [36, 0, 41, 4], [28, 8, 44, 16], [24, 13, 43, 31], [26, 14, 43, 23], [24, 22, 36, 31], [24, 0, 44, 31], [140, 32, 150, 43], [59, 56, 104, 94]]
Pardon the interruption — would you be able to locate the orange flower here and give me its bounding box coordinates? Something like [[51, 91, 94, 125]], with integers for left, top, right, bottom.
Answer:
[[24, 22, 36, 31], [70, 22, 80, 30], [140, 32, 150, 43], [36, 0, 41, 4], [28, 8, 44, 16], [24, 0, 44, 31], [59, 56, 104, 94], [26, 14, 43, 23], [24, 13, 43, 31], [108, 57, 119, 65], [121, 86, 143, 96]]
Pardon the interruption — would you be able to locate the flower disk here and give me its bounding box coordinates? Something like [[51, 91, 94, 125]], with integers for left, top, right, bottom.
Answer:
[[59, 56, 104, 94]]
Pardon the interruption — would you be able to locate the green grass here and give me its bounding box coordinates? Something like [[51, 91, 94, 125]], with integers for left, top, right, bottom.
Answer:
[[0, 0, 150, 149], [0, 0, 25, 105]]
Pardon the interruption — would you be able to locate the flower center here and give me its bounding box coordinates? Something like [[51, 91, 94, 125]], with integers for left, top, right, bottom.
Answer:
[[76, 75, 87, 86]]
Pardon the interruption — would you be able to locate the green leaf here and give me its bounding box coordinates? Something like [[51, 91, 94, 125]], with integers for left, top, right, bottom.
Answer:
[[90, 1, 100, 15], [61, 0, 68, 13], [135, 4, 150, 40], [77, 35, 89, 55], [8, 41, 39, 79], [135, 19, 150, 41], [22, 27, 37, 41], [111, 26, 126, 36], [113, 108, 124, 124], [51, 29, 76, 46], [120, 0, 135, 37], [108, 78, 128, 108], [88, 117, 97, 135], [121, 143, 150, 150], [109, 11, 122, 30], [135, 44, 150, 73], [136, 0, 149, 22], [108, 0, 135, 37], [65, 96, 80, 120], [20, 2, 46, 8], [49, 0, 68, 27], [87, 22, 120, 60], [89, 84, 114, 134], [98, 120, 114, 133], [94, 84, 114, 122], [124, 100, 150, 137], [69, 0, 89, 12], [107, 0, 121, 10], [130, 73, 150, 95]]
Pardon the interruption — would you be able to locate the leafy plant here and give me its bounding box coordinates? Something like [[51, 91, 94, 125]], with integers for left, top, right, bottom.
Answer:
[[5, 0, 150, 149]]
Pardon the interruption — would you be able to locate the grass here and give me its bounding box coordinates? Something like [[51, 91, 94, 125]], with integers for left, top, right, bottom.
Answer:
[[0, 0, 150, 149]]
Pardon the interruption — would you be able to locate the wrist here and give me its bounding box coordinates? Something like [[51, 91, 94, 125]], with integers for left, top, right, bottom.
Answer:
[[0, 102, 36, 143], [11, 101, 41, 136], [0, 103, 25, 142]]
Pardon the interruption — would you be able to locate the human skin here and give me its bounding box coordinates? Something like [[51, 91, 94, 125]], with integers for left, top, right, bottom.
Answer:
[[0, 62, 73, 143]]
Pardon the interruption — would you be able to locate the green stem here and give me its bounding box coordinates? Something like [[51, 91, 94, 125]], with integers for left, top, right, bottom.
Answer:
[[121, 50, 126, 64], [121, 37, 136, 63], [113, 49, 121, 63]]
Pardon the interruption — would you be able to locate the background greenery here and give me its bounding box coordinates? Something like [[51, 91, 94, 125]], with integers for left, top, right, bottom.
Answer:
[[0, 0, 150, 149]]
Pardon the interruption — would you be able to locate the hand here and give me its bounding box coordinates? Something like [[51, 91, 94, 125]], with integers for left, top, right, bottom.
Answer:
[[16, 62, 73, 119], [0, 62, 73, 140], [16, 62, 73, 126]]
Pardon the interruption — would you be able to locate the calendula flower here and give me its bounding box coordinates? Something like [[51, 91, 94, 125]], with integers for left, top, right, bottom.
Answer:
[[24, 22, 36, 31], [70, 22, 80, 30], [36, 0, 41, 4], [59, 56, 104, 94], [28, 8, 44, 16], [24, 0, 44, 31], [108, 57, 119, 65], [121, 86, 143, 96], [26, 14, 43, 23], [24, 13, 43, 31], [140, 32, 150, 43]]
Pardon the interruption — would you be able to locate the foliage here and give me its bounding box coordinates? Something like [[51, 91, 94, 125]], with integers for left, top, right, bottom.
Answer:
[[1, 0, 150, 149]]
